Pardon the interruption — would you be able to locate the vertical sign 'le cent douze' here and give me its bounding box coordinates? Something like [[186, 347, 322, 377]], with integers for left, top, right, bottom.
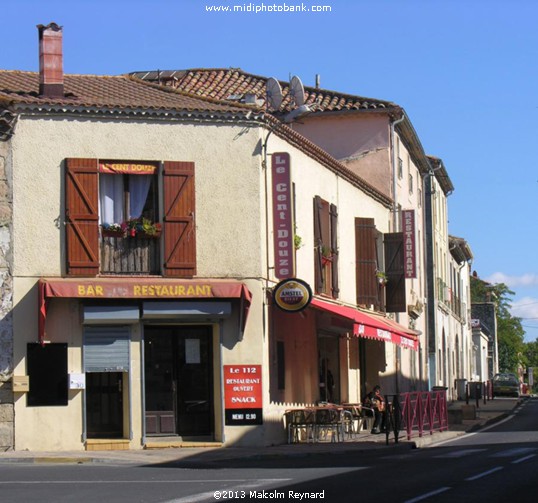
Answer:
[[272, 153, 295, 279], [402, 209, 416, 279]]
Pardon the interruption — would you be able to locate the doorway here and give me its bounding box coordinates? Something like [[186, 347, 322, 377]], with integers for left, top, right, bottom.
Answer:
[[318, 333, 340, 403], [144, 326, 213, 438], [86, 372, 124, 438]]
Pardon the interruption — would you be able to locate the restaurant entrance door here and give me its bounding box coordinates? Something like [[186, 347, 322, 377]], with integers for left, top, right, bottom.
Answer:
[[144, 326, 213, 438]]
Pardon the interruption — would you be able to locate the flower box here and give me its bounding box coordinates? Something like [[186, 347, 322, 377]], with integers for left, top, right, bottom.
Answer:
[[102, 229, 125, 238]]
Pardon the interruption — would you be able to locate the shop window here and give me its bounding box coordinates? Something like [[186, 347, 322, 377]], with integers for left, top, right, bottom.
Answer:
[[313, 196, 339, 298], [65, 158, 196, 277], [27, 343, 68, 406]]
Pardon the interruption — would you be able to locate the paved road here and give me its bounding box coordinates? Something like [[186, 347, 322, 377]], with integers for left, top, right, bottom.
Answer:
[[0, 398, 532, 503]]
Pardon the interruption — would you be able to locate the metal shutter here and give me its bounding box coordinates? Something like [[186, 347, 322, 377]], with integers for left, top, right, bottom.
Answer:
[[83, 326, 130, 372]]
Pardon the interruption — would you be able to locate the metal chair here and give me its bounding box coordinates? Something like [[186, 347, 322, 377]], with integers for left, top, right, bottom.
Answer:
[[285, 409, 314, 444]]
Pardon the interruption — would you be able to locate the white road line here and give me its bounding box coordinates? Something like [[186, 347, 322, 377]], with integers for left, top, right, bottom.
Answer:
[[492, 447, 537, 458], [166, 479, 292, 503], [0, 479, 286, 485], [465, 466, 503, 481], [512, 454, 537, 464], [404, 486, 451, 503], [433, 448, 486, 458]]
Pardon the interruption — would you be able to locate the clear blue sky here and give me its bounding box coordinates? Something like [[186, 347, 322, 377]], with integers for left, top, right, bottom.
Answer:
[[4, 0, 538, 340]]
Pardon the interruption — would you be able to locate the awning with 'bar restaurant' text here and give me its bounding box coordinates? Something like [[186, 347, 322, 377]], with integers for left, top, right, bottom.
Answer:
[[38, 278, 252, 345], [310, 297, 419, 350]]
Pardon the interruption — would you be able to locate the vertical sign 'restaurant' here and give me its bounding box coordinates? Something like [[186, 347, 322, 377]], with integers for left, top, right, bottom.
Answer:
[[272, 153, 295, 279], [402, 209, 416, 278], [224, 365, 263, 425]]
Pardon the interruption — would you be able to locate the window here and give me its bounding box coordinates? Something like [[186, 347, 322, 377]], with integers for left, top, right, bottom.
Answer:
[[65, 159, 196, 278], [98, 161, 158, 226], [409, 173, 414, 194], [398, 158, 403, 179], [27, 343, 68, 406], [355, 217, 384, 311], [313, 196, 339, 298]]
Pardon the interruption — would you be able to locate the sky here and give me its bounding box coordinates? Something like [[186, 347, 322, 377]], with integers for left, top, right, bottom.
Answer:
[[3, 0, 538, 340]]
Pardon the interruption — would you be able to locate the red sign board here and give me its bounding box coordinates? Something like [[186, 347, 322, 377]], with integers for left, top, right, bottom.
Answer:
[[224, 365, 263, 425], [402, 209, 416, 279], [271, 153, 295, 279]]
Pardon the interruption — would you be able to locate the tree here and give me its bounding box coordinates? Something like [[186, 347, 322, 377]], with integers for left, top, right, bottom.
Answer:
[[471, 275, 525, 374]]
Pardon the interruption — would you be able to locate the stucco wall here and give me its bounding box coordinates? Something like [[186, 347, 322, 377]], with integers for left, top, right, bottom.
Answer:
[[10, 117, 265, 279], [293, 114, 392, 197]]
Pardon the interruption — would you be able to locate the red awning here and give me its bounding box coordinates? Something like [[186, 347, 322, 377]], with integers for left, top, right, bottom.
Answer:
[[38, 278, 252, 345], [310, 297, 419, 351]]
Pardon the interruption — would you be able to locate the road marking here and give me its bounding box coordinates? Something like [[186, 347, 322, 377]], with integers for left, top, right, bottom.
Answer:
[[465, 466, 503, 481], [165, 479, 292, 503], [512, 454, 537, 464], [433, 448, 486, 458], [0, 479, 288, 484], [404, 486, 451, 503], [492, 447, 537, 458]]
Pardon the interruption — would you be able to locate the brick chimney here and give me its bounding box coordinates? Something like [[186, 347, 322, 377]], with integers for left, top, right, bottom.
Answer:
[[37, 23, 64, 98]]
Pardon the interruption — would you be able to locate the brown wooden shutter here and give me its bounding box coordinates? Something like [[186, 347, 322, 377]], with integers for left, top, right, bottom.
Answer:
[[330, 203, 339, 298], [313, 196, 324, 293], [163, 161, 196, 277], [384, 232, 406, 312], [65, 158, 99, 276], [355, 218, 379, 309]]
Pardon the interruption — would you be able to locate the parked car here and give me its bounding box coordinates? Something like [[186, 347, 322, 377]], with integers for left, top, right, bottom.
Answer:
[[492, 373, 520, 397]]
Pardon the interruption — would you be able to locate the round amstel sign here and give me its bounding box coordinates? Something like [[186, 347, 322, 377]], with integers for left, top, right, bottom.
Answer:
[[273, 278, 312, 312]]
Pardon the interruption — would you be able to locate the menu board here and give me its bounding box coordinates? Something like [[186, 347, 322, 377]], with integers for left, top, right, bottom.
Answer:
[[224, 365, 263, 425]]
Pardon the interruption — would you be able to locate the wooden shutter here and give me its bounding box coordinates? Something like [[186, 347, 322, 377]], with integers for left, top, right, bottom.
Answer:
[[330, 203, 339, 298], [355, 218, 379, 308], [313, 196, 324, 293], [384, 232, 406, 312], [163, 161, 196, 277], [65, 158, 99, 276]]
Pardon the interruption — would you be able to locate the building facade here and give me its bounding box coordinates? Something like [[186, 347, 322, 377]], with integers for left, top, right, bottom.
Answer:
[[0, 25, 421, 451]]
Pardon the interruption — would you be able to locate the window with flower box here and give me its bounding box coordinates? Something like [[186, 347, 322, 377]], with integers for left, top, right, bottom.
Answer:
[[65, 158, 196, 277], [313, 196, 339, 298]]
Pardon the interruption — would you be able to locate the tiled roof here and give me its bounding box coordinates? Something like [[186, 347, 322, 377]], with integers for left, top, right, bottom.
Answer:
[[0, 70, 252, 114], [130, 68, 397, 113], [0, 69, 391, 207]]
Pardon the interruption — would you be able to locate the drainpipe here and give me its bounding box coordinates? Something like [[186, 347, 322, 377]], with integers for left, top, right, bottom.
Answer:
[[390, 111, 406, 232], [389, 112, 405, 395]]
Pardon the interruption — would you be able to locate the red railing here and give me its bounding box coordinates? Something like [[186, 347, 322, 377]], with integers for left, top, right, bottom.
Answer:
[[387, 390, 448, 442]]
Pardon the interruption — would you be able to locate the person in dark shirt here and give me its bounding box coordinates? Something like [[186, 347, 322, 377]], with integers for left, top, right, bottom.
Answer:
[[363, 385, 386, 434]]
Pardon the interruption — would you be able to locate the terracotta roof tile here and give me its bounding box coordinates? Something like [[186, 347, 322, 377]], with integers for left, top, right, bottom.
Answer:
[[0, 70, 250, 114], [130, 68, 396, 113]]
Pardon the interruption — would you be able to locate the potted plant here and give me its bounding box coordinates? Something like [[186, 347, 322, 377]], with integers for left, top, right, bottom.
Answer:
[[321, 245, 333, 265], [376, 270, 388, 286], [127, 218, 162, 239]]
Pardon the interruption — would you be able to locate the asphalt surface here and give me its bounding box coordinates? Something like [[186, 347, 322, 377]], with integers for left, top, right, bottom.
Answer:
[[0, 397, 523, 467]]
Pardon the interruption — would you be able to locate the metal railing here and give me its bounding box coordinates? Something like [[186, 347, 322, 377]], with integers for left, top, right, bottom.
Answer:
[[384, 390, 449, 444]]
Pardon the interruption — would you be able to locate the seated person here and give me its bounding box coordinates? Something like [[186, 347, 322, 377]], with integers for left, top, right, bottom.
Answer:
[[363, 385, 386, 434]]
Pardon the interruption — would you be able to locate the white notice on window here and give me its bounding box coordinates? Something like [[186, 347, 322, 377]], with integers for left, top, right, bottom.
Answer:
[[185, 339, 201, 364]]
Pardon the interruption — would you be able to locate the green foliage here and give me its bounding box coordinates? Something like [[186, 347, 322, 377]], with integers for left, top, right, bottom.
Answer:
[[471, 276, 525, 373]]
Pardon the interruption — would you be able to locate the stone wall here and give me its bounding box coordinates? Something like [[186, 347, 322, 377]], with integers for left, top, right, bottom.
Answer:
[[0, 140, 14, 451]]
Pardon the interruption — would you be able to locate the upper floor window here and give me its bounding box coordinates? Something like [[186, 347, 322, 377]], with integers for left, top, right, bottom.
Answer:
[[313, 196, 339, 298], [409, 173, 414, 194], [98, 162, 158, 229], [65, 158, 196, 278]]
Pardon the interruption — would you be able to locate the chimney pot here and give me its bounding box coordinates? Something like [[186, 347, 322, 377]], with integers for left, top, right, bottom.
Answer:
[[37, 23, 64, 98]]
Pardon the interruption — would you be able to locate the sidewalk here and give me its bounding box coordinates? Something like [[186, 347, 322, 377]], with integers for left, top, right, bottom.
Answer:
[[0, 397, 523, 467]]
